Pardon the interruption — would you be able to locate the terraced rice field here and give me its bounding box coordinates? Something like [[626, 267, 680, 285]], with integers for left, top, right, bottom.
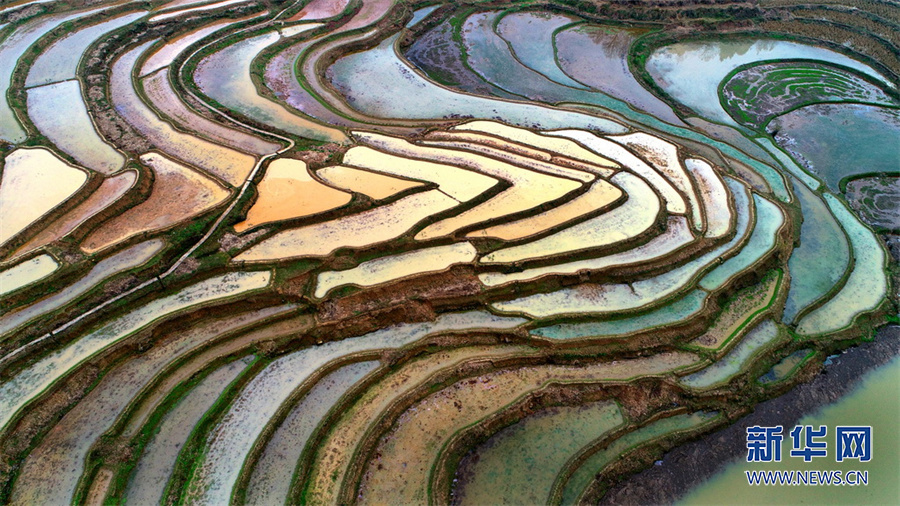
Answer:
[[720, 61, 899, 130], [0, 148, 89, 247], [0, 0, 896, 504], [232, 158, 351, 232]]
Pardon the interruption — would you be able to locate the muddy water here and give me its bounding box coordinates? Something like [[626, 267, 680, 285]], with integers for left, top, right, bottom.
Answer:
[[233, 158, 351, 233], [680, 355, 900, 505]]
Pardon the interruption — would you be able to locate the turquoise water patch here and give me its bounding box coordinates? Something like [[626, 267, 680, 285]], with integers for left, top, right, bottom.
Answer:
[[771, 104, 900, 192], [532, 290, 707, 340]]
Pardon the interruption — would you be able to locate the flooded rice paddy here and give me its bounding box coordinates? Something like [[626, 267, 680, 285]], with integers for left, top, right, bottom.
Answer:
[[0, 1, 895, 504]]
